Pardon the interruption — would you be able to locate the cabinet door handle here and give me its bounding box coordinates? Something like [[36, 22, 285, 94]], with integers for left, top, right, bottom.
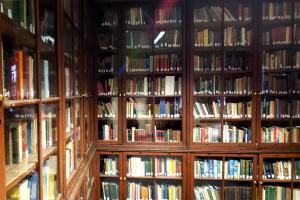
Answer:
[[123, 177, 126, 181], [119, 177, 122, 181]]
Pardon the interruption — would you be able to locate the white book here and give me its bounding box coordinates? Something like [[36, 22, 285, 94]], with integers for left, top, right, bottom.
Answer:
[[165, 76, 175, 95]]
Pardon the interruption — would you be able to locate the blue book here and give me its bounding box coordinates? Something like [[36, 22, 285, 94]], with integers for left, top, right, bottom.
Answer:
[[30, 172, 38, 200], [209, 159, 213, 178], [163, 184, 168, 199], [27, 120, 32, 154]]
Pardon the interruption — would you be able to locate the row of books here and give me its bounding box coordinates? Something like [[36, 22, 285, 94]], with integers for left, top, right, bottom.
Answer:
[[262, 186, 291, 200], [156, 184, 182, 200], [155, 157, 182, 177], [64, 67, 77, 97], [125, 54, 182, 73], [126, 7, 150, 25], [295, 2, 300, 20], [154, 76, 182, 96], [153, 54, 182, 72], [101, 181, 119, 200], [223, 101, 252, 119], [6, 172, 38, 199], [194, 54, 222, 72], [41, 112, 57, 150], [194, 76, 221, 95], [261, 99, 290, 119], [100, 11, 118, 27], [101, 156, 118, 176], [223, 27, 252, 47], [98, 101, 118, 118], [154, 30, 181, 48], [127, 156, 153, 177], [223, 76, 252, 95], [194, 101, 221, 119], [225, 54, 249, 71], [194, 186, 221, 200], [295, 160, 300, 180], [5, 117, 38, 165], [65, 103, 73, 136], [293, 127, 300, 143], [293, 100, 300, 118], [1, 0, 35, 33], [194, 158, 223, 179], [99, 124, 118, 142], [155, 7, 182, 24], [126, 56, 153, 72], [3, 48, 35, 100], [223, 125, 251, 143], [195, 186, 252, 200], [224, 159, 253, 179], [127, 126, 181, 143], [43, 155, 58, 200], [194, 29, 222, 47], [127, 182, 152, 200], [97, 79, 118, 96], [126, 98, 152, 119], [224, 187, 252, 200], [126, 77, 152, 96], [154, 99, 182, 118], [263, 160, 291, 180], [126, 31, 151, 49], [193, 125, 251, 143], [261, 127, 289, 143], [263, 75, 293, 94], [262, 27, 292, 45], [98, 55, 117, 73], [262, 50, 289, 70], [262, 2, 292, 21], [98, 33, 117, 50]]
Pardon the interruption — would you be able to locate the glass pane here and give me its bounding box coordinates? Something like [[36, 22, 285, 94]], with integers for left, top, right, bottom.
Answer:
[[41, 104, 58, 154], [127, 156, 153, 177], [2, 43, 36, 100], [100, 154, 119, 176], [40, 1, 57, 98], [263, 159, 291, 180], [127, 180, 153, 200], [224, 158, 253, 180], [155, 180, 182, 200], [98, 98, 118, 141], [4, 106, 38, 184], [101, 180, 119, 200], [63, 0, 72, 17], [194, 181, 221, 200], [43, 154, 59, 199], [64, 18, 73, 97], [224, 182, 252, 200], [74, 32, 80, 96], [65, 100, 75, 180], [194, 157, 222, 179], [155, 156, 182, 177], [74, 99, 82, 166]]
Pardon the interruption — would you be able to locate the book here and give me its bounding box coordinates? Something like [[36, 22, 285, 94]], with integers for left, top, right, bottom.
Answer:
[[41, 60, 50, 98], [100, 123, 118, 141], [194, 29, 222, 47], [194, 158, 222, 179], [225, 54, 249, 71], [126, 55, 153, 72], [100, 156, 118, 176], [127, 124, 153, 142], [97, 78, 118, 96], [155, 7, 181, 24], [261, 99, 290, 119], [156, 184, 182, 200], [126, 31, 151, 49], [194, 101, 220, 119], [126, 98, 152, 119], [224, 101, 252, 119], [224, 26, 252, 46], [194, 75, 221, 95], [154, 54, 181, 72], [102, 181, 119, 200], [261, 127, 289, 143], [262, 2, 292, 21], [194, 186, 221, 200], [262, 26, 292, 45], [224, 186, 252, 200], [126, 7, 149, 25], [224, 76, 252, 95], [126, 77, 152, 96], [98, 32, 117, 50], [98, 55, 117, 73], [100, 10, 118, 27], [194, 54, 222, 72], [41, 112, 57, 150], [154, 30, 181, 48], [262, 186, 291, 200], [97, 100, 118, 118], [155, 98, 182, 118], [155, 128, 181, 143], [127, 156, 153, 177], [292, 127, 300, 143], [65, 141, 75, 180], [127, 182, 152, 200], [223, 125, 251, 143], [193, 126, 221, 143], [224, 159, 253, 179], [155, 157, 182, 177], [263, 160, 291, 180]]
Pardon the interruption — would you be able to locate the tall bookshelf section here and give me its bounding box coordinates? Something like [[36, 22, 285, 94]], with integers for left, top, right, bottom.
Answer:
[[62, 0, 84, 185], [258, 0, 300, 147], [189, 0, 255, 146], [124, 2, 186, 145], [96, 7, 121, 143]]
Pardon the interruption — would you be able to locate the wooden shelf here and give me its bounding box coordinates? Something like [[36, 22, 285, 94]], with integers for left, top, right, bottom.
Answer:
[[100, 174, 119, 178], [42, 146, 58, 160], [194, 178, 223, 181], [126, 176, 154, 179], [262, 179, 292, 183], [5, 159, 37, 191], [224, 178, 254, 182], [3, 99, 40, 108], [155, 176, 182, 180]]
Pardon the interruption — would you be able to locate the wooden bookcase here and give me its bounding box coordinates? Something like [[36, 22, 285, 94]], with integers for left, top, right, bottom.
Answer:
[[0, 0, 96, 199], [93, 0, 300, 200]]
